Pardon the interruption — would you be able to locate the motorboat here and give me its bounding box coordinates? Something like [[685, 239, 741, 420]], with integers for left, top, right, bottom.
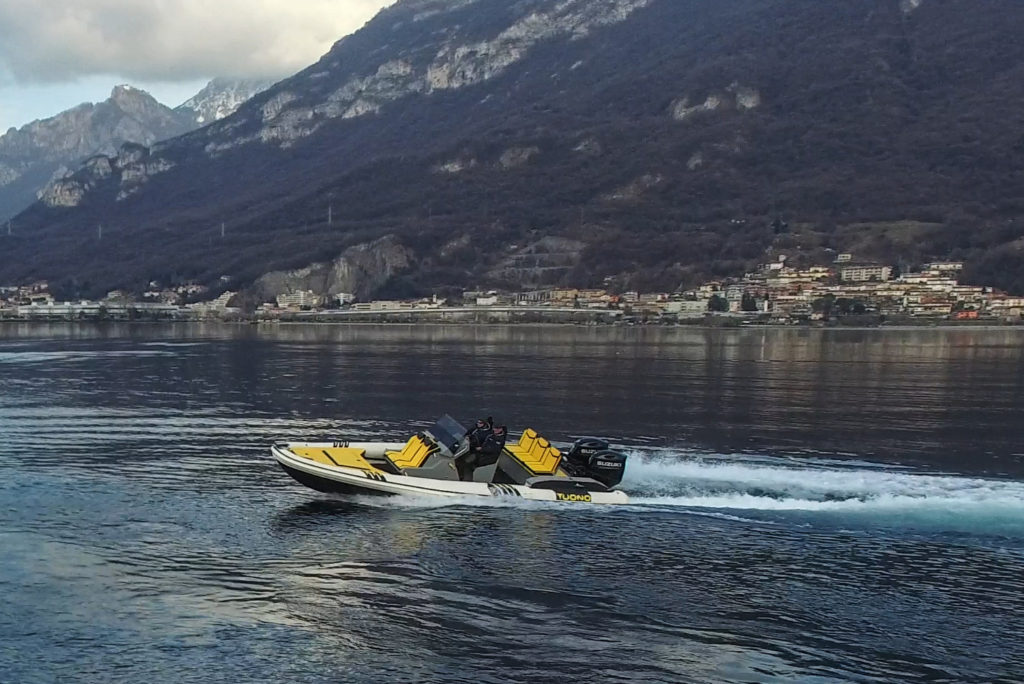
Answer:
[[271, 415, 629, 504]]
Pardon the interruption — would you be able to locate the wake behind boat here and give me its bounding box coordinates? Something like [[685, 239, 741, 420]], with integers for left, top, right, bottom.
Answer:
[[272, 415, 629, 504]]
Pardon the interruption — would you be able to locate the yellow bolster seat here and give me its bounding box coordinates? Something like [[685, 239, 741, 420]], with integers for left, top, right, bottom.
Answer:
[[292, 446, 374, 471], [385, 435, 438, 471], [518, 428, 538, 453], [505, 429, 562, 476]]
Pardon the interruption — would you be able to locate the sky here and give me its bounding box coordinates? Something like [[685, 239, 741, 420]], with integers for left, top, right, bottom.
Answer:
[[0, 0, 392, 131]]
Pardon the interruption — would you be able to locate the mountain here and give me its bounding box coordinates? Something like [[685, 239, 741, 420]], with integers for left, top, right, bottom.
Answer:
[[5, 0, 1024, 299], [0, 86, 196, 221], [0, 79, 270, 224], [175, 78, 275, 126]]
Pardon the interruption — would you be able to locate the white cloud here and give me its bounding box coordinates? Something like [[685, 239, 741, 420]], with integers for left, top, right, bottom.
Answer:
[[0, 0, 392, 84]]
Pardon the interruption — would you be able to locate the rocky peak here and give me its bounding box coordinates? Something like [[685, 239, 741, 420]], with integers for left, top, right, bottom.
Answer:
[[110, 83, 144, 101], [0, 85, 196, 220], [108, 85, 165, 117], [176, 78, 274, 125]]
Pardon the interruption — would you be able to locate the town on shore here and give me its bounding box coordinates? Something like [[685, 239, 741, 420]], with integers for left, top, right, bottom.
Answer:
[[3, 254, 1024, 326]]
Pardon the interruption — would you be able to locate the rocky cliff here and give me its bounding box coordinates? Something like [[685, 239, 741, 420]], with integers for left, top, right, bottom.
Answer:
[[0, 86, 195, 220], [175, 78, 275, 126], [0, 79, 272, 222], [252, 236, 413, 301], [6, 0, 1024, 297]]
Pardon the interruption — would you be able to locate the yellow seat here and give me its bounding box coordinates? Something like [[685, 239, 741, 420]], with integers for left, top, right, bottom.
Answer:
[[292, 446, 375, 471], [385, 435, 438, 471], [506, 429, 562, 476]]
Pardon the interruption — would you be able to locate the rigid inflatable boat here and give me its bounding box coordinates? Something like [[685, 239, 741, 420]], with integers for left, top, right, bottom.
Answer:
[[272, 415, 629, 504]]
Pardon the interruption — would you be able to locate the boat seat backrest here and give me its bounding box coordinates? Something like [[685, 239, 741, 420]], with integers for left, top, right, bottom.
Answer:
[[518, 428, 539, 452], [505, 428, 561, 476], [386, 434, 438, 471]]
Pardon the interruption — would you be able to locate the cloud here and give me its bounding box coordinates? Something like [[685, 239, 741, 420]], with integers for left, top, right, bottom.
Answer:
[[0, 0, 392, 84]]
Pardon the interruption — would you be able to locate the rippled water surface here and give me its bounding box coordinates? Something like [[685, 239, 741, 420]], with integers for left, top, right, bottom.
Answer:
[[2, 323, 1023, 683]]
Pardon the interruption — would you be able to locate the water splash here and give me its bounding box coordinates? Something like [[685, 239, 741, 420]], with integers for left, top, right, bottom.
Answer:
[[622, 452, 1024, 531]]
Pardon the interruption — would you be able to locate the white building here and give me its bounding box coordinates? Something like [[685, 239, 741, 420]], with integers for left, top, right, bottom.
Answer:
[[276, 290, 320, 309], [665, 300, 708, 316], [840, 265, 893, 283]]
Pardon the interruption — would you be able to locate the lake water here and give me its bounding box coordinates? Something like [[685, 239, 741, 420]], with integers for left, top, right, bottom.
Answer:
[[1, 323, 1022, 683]]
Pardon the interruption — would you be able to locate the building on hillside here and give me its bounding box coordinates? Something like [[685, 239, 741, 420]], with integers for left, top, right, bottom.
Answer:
[[548, 289, 580, 305], [840, 265, 893, 283], [276, 290, 321, 310], [326, 293, 355, 308], [724, 284, 746, 312], [143, 289, 182, 305], [209, 291, 237, 310], [28, 292, 55, 306], [924, 262, 964, 274], [516, 290, 549, 305], [988, 296, 1024, 318], [178, 283, 208, 298]]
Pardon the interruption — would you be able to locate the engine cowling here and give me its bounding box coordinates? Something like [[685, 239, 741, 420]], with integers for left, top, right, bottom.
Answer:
[[564, 438, 627, 488], [565, 438, 610, 468], [586, 449, 627, 489]]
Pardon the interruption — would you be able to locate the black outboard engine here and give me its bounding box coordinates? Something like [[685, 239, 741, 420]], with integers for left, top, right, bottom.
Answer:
[[564, 438, 628, 489], [586, 449, 627, 488], [564, 438, 609, 474]]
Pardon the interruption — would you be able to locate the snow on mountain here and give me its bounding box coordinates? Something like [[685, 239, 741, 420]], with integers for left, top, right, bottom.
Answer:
[[176, 78, 275, 125]]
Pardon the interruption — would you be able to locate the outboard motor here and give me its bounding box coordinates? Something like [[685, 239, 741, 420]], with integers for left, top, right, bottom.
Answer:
[[586, 449, 627, 489], [564, 438, 609, 473], [565, 438, 627, 489]]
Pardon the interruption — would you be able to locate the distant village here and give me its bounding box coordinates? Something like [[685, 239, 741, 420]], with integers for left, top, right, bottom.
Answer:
[[3, 254, 1024, 325]]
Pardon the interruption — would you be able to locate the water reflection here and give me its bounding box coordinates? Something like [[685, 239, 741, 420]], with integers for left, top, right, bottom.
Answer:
[[2, 323, 1024, 475]]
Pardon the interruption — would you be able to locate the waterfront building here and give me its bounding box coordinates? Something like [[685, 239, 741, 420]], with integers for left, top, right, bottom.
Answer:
[[665, 300, 709, 316], [276, 290, 321, 310], [516, 290, 548, 305], [28, 292, 54, 306]]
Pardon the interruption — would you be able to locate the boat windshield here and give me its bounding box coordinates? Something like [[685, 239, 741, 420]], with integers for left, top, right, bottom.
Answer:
[[425, 415, 467, 452]]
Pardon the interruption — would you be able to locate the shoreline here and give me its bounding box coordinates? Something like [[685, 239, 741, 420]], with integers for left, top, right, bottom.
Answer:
[[2, 317, 1024, 333]]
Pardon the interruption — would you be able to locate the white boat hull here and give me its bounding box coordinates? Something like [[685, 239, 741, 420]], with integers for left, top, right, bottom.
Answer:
[[272, 442, 629, 505]]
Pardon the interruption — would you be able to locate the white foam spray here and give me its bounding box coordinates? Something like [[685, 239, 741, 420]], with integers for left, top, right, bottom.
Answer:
[[622, 452, 1024, 525]]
